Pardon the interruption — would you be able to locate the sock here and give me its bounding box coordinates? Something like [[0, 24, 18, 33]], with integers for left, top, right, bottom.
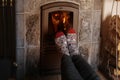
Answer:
[[55, 31, 70, 56], [67, 28, 79, 56]]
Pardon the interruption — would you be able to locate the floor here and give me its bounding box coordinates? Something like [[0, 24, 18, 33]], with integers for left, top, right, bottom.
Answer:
[[25, 74, 61, 80], [25, 71, 107, 80], [97, 72, 107, 80], [40, 75, 61, 80]]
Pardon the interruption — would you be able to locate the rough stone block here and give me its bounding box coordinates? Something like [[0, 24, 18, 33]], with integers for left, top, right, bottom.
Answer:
[[26, 47, 40, 75], [79, 11, 92, 42], [94, 0, 101, 10], [24, 0, 36, 12], [90, 43, 100, 70], [92, 11, 101, 42], [79, 42, 91, 61], [25, 14, 40, 46], [79, 0, 93, 10], [16, 48, 25, 80], [16, 14, 25, 47], [16, 0, 24, 13], [35, 0, 42, 11]]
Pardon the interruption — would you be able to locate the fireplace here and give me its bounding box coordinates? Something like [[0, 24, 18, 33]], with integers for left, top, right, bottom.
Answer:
[[48, 11, 73, 34], [40, 1, 79, 74]]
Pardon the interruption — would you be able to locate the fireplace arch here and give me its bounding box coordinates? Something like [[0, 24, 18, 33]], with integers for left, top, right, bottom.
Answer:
[[40, 1, 79, 74]]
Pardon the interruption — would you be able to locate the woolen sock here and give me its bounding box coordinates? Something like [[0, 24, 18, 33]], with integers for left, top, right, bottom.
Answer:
[[66, 28, 79, 56], [55, 31, 70, 56]]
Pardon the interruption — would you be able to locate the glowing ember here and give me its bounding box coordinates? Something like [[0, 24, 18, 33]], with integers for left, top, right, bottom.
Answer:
[[51, 11, 72, 32]]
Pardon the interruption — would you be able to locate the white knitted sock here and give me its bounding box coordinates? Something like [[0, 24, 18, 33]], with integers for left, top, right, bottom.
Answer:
[[67, 28, 79, 56], [55, 31, 70, 56]]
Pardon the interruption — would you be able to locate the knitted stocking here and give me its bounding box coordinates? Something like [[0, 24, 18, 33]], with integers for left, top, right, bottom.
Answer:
[[67, 28, 79, 56], [55, 31, 70, 56]]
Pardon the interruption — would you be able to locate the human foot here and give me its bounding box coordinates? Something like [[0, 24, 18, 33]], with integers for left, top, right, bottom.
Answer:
[[55, 31, 70, 56], [66, 28, 79, 56]]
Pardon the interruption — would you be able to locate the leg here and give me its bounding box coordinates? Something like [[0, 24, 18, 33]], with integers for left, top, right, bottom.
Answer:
[[55, 31, 70, 56], [72, 55, 100, 80], [55, 31, 83, 80], [66, 28, 79, 56], [61, 54, 83, 80], [66, 28, 99, 80]]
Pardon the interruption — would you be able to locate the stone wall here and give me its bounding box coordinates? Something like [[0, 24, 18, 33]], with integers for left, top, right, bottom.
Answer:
[[16, 0, 101, 79]]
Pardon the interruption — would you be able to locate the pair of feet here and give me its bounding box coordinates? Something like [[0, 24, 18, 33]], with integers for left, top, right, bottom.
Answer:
[[55, 28, 79, 56]]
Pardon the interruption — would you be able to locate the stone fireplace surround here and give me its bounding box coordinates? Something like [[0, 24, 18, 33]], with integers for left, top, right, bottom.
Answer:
[[16, 0, 101, 79]]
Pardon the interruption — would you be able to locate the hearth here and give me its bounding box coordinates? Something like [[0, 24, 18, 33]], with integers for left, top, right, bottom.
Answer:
[[40, 1, 79, 74]]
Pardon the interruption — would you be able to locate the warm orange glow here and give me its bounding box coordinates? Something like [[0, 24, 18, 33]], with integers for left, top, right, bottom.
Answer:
[[54, 14, 58, 17], [51, 12, 69, 25], [51, 11, 71, 32], [52, 14, 60, 32], [63, 17, 65, 23]]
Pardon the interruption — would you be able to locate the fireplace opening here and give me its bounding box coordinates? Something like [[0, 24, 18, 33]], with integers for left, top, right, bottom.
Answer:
[[48, 11, 73, 35], [40, 11, 73, 71], [45, 11, 73, 45], [40, 2, 79, 74]]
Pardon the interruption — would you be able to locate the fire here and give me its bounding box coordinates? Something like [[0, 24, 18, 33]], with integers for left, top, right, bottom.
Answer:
[[63, 17, 66, 23], [54, 14, 59, 17], [51, 11, 71, 32]]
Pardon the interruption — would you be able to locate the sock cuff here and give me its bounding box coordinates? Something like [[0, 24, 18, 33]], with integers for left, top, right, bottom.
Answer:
[[55, 31, 64, 38], [68, 28, 76, 34]]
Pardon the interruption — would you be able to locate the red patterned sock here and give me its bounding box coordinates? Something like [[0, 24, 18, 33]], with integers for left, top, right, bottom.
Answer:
[[55, 31, 70, 56], [67, 28, 79, 56]]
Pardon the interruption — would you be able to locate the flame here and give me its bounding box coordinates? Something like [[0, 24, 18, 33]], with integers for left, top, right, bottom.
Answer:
[[63, 17, 66, 23], [51, 11, 70, 32]]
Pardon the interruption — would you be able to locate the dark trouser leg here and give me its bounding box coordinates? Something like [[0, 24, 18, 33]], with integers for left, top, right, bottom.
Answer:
[[72, 55, 100, 80], [61, 54, 83, 80]]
